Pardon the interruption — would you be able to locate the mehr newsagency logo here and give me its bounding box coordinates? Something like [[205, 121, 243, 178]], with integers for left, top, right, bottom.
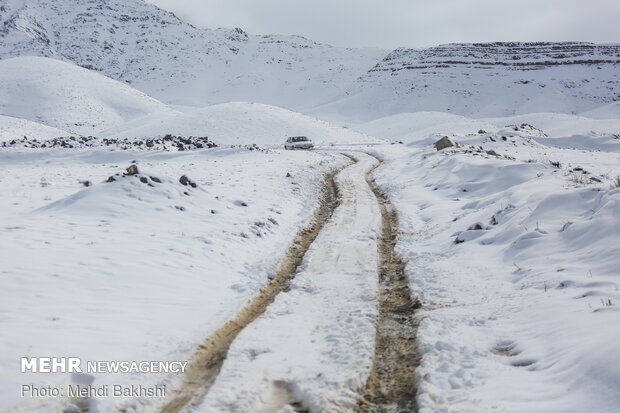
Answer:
[[20, 357, 188, 399]]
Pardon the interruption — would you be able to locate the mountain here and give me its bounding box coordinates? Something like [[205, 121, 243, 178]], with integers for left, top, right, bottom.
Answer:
[[0, 56, 174, 135], [312, 42, 620, 122], [0, 0, 385, 109], [1, 0, 619, 123]]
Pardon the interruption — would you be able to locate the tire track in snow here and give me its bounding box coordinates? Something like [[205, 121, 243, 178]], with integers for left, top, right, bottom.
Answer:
[[357, 153, 421, 413], [156, 162, 347, 413], [194, 152, 382, 412]]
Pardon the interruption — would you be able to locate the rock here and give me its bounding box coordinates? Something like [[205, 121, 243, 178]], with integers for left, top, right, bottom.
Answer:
[[286, 172, 292, 178], [434, 136, 454, 151], [139, 177, 148, 184], [467, 222, 485, 231], [179, 175, 196, 187], [486, 150, 499, 156], [126, 164, 139, 175], [150, 176, 162, 183]]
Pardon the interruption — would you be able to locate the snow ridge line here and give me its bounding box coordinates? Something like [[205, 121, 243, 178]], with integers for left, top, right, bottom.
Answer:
[[155, 161, 349, 413], [356, 153, 421, 413]]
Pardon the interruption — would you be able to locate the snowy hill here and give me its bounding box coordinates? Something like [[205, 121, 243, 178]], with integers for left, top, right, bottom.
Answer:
[[101, 102, 383, 145], [0, 114, 71, 141], [0, 0, 384, 109], [0, 55, 380, 144], [0, 56, 174, 135], [313, 42, 620, 122]]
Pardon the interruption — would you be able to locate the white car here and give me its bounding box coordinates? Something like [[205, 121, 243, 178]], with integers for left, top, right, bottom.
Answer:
[[284, 136, 314, 150]]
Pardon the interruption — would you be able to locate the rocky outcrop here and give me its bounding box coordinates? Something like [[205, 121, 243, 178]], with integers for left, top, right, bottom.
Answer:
[[370, 42, 620, 73]]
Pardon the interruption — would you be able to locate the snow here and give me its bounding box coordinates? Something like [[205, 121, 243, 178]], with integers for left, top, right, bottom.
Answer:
[[369, 115, 620, 412], [0, 0, 385, 110], [311, 43, 620, 123], [0, 56, 383, 147], [355, 111, 495, 144], [100, 102, 384, 146], [0, 56, 174, 136], [0, 146, 346, 412], [196, 153, 381, 412], [0, 114, 70, 142], [1, 3, 620, 411]]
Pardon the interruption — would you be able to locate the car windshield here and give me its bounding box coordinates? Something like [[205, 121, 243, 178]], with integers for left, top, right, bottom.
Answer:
[[292, 137, 308, 142]]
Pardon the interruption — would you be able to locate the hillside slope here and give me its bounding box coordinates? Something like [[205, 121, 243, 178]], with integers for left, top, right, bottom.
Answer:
[[0, 114, 71, 141], [0, 56, 174, 135], [101, 102, 383, 145]]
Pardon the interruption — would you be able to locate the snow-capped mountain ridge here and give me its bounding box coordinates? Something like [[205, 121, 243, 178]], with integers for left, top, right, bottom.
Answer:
[[0, 0, 385, 108], [1, 0, 620, 121], [372, 42, 620, 72], [312, 42, 620, 121]]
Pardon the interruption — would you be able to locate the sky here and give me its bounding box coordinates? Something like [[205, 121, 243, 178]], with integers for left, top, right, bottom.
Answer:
[[145, 0, 620, 50]]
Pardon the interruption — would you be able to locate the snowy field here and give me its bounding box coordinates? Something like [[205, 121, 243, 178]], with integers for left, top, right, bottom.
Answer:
[[2, 106, 618, 412], [0, 146, 346, 412]]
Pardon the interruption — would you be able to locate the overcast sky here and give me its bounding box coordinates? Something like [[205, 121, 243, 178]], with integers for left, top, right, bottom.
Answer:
[[145, 0, 620, 50]]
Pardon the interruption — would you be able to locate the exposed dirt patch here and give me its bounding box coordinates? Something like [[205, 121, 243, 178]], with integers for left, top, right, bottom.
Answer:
[[357, 154, 421, 413], [157, 162, 347, 413]]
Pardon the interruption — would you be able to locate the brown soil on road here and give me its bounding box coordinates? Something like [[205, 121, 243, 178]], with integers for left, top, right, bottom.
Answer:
[[357, 155, 421, 413]]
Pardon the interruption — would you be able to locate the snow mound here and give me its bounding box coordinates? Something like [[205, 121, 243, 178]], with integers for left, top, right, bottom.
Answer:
[[101, 102, 384, 146], [0, 56, 175, 135], [372, 134, 620, 412], [0, 114, 70, 142], [38, 164, 205, 217]]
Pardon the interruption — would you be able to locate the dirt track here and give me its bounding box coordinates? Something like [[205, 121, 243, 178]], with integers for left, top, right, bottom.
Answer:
[[155, 152, 420, 413], [357, 154, 420, 413]]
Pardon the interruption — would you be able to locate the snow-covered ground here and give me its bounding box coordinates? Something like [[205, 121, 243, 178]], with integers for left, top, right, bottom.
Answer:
[[0, 146, 346, 412], [197, 153, 381, 413], [1, 106, 619, 412], [370, 119, 620, 412]]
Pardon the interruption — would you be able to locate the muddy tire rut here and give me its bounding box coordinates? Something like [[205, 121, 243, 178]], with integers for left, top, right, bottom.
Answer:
[[157, 164, 346, 413], [356, 155, 421, 413]]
